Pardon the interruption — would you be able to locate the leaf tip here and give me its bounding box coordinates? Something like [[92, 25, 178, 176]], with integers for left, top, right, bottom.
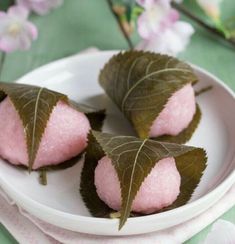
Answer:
[[118, 218, 126, 231], [28, 164, 32, 173]]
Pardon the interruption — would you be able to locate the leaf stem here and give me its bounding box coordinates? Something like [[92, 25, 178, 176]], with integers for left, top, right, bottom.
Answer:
[[0, 52, 6, 80], [39, 169, 47, 185], [172, 2, 235, 48], [106, 0, 134, 50]]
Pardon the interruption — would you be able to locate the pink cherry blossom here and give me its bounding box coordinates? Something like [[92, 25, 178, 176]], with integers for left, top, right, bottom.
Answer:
[[137, 0, 179, 39], [136, 0, 194, 55], [16, 0, 63, 15], [0, 6, 38, 53], [136, 21, 194, 56]]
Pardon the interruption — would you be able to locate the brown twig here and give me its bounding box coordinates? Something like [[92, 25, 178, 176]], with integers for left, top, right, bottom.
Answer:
[[172, 2, 235, 48], [107, 0, 134, 49]]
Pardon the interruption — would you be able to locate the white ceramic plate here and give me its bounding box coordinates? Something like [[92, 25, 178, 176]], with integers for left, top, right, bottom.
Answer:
[[0, 51, 235, 236]]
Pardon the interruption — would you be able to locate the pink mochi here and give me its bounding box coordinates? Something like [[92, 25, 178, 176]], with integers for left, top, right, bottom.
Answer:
[[95, 156, 181, 214], [149, 84, 196, 137], [0, 97, 91, 169]]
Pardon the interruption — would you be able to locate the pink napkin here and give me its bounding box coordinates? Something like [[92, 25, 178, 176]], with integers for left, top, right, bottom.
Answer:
[[0, 49, 235, 243], [0, 184, 235, 244]]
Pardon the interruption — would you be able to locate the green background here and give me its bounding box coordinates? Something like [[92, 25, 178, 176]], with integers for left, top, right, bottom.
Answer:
[[0, 0, 234, 243]]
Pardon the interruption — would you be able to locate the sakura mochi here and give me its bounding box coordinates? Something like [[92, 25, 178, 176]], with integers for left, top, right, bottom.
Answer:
[[0, 97, 91, 169], [95, 156, 181, 214], [99, 50, 199, 141], [149, 84, 196, 137]]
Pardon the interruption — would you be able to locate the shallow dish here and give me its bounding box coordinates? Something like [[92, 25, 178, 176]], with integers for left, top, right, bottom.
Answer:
[[0, 51, 235, 236]]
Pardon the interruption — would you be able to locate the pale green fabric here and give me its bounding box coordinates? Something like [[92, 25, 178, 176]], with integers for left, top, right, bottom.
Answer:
[[0, 0, 234, 243]]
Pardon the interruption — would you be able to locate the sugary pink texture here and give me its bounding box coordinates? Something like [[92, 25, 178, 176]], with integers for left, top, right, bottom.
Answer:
[[95, 156, 181, 214], [149, 84, 196, 137], [0, 97, 91, 169]]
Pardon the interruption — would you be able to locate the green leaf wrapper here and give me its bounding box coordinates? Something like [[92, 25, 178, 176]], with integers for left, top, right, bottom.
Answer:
[[99, 50, 199, 142], [0, 82, 68, 171], [80, 133, 112, 217], [80, 130, 207, 230], [0, 82, 105, 171]]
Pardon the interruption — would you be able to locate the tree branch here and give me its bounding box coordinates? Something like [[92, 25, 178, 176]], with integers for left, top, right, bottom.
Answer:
[[107, 0, 134, 50], [172, 2, 235, 48]]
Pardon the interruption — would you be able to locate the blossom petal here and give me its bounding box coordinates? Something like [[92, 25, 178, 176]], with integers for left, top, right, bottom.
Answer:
[[0, 15, 9, 35], [156, 0, 172, 9], [17, 0, 64, 15], [0, 12, 7, 18], [137, 0, 178, 39], [32, 2, 54, 15], [160, 9, 179, 31], [203, 220, 235, 244], [8, 5, 29, 19], [136, 20, 194, 56], [16, 0, 31, 10], [172, 21, 195, 39], [137, 12, 158, 39], [19, 34, 31, 50], [168, 9, 180, 23], [0, 5, 37, 52], [0, 35, 19, 53], [137, 0, 171, 9], [25, 22, 38, 40], [136, 0, 156, 9]]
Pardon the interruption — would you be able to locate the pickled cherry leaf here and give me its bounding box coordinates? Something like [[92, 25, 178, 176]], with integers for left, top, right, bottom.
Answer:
[[99, 50, 198, 139], [80, 133, 112, 217], [81, 131, 207, 230], [0, 82, 105, 171], [0, 82, 68, 171]]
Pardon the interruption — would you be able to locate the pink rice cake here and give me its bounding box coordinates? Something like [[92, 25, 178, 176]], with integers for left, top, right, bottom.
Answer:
[[149, 84, 196, 137], [95, 156, 181, 214], [0, 97, 91, 169]]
